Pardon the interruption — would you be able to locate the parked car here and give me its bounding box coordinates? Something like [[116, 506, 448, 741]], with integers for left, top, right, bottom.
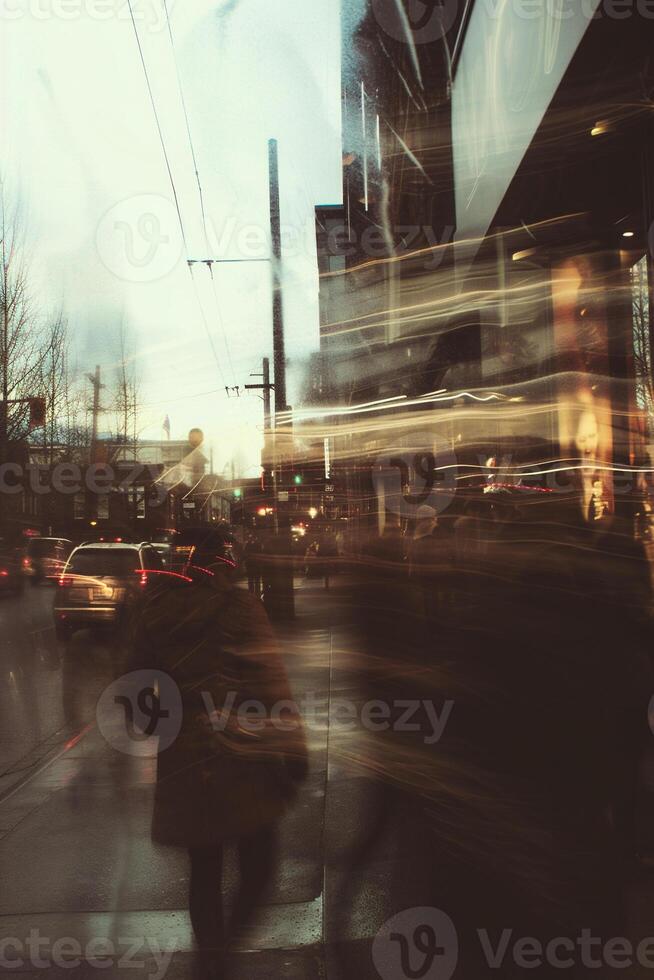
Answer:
[[53, 541, 166, 641], [23, 537, 73, 586], [0, 539, 25, 596]]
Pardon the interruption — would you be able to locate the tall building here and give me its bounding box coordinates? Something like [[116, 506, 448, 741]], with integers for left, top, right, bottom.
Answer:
[[451, 8, 654, 520], [311, 2, 654, 532], [315, 1, 461, 405]]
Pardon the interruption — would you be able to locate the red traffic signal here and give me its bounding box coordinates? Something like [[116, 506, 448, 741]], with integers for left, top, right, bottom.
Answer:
[[29, 397, 46, 430]]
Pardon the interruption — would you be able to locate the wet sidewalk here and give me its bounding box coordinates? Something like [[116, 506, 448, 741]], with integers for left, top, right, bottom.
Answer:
[[0, 580, 340, 978]]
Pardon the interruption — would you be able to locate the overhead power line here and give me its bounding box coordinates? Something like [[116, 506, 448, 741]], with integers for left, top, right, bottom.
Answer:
[[125, 0, 189, 253], [125, 0, 232, 390], [161, 0, 238, 387]]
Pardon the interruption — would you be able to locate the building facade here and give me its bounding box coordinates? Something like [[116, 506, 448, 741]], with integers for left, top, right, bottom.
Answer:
[[309, 1, 654, 535]]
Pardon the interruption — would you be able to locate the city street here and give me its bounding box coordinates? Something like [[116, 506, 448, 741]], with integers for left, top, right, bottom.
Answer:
[[2, 579, 654, 979], [3, 1, 654, 978], [0, 578, 401, 978]]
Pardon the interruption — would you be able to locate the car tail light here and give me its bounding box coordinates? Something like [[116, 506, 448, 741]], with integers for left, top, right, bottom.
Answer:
[[22, 558, 30, 568], [58, 576, 73, 587], [139, 571, 148, 587], [0, 570, 8, 578]]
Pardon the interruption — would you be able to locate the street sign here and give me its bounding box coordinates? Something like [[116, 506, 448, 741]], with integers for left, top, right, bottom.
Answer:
[[278, 491, 289, 502]]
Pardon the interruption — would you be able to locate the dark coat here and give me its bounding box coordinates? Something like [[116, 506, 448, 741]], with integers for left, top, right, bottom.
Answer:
[[129, 576, 308, 848]]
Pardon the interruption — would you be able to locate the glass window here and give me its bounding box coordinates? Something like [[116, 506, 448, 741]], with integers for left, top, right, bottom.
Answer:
[[27, 539, 57, 557], [66, 549, 139, 577]]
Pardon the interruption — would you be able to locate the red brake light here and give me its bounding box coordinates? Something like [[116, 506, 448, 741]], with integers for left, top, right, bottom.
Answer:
[[134, 568, 192, 584], [58, 576, 73, 587], [188, 564, 215, 577], [0, 570, 8, 577]]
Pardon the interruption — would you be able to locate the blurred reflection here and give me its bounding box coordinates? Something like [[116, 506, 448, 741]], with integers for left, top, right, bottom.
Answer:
[[331, 484, 654, 976]]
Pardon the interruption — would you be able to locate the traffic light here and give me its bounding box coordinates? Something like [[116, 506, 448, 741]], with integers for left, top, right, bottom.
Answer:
[[29, 397, 46, 431], [233, 488, 242, 499], [293, 474, 303, 486]]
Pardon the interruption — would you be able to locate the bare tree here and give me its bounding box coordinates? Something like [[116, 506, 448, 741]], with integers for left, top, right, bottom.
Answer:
[[61, 368, 93, 463], [0, 185, 51, 461], [39, 310, 67, 465]]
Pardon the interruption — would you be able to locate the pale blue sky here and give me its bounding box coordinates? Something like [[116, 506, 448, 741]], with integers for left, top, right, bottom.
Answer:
[[2, 0, 343, 474]]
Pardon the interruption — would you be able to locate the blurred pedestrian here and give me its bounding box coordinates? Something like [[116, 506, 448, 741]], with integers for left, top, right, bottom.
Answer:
[[128, 561, 308, 976], [319, 529, 339, 590], [243, 532, 263, 596]]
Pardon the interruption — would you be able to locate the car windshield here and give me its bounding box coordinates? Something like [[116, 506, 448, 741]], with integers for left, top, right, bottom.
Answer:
[[66, 549, 139, 578], [27, 540, 59, 557]]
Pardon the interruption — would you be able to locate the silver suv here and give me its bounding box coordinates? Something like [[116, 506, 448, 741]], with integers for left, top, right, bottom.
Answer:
[[53, 541, 165, 641]]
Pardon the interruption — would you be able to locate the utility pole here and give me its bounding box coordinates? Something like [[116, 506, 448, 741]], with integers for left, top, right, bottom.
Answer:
[[268, 139, 287, 415], [246, 356, 277, 527], [86, 366, 105, 463], [261, 356, 272, 430], [245, 356, 273, 438], [267, 141, 294, 619]]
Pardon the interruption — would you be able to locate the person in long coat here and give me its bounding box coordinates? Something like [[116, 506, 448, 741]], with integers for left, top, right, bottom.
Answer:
[[128, 563, 308, 967]]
